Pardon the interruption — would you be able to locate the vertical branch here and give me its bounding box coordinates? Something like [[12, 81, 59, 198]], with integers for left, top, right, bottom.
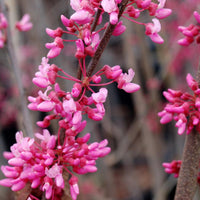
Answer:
[[86, 0, 129, 76], [1, 0, 34, 137], [174, 130, 200, 200]]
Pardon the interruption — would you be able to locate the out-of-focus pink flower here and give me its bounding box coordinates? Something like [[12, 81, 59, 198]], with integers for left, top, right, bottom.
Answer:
[[15, 14, 33, 32], [145, 18, 164, 44], [0, 13, 7, 29], [194, 11, 200, 24], [0, 30, 5, 48]]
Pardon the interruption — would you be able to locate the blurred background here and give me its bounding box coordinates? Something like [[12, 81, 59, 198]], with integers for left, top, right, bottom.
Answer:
[[0, 0, 200, 199]]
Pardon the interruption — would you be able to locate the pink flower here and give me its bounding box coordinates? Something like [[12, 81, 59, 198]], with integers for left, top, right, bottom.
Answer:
[[116, 68, 140, 93], [194, 11, 200, 24], [101, 0, 119, 24], [46, 27, 63, 38], [0, 13, 7, 29], [92, 88, 108, 103], [0, 30, 6, 48], [46, 37, 64, 58], [75, 39, 85, 58], [15, 14, 33, 32], [71, 10, 92, 25], [155, 0, 172, 19], [145, 18, 164, 44], [69, 176, 79, 200], [33, 57, 58, 88], [112, 21, 126, 36]]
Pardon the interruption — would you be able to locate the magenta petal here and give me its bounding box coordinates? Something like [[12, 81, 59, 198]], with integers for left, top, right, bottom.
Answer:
[[8, 158, 25, 167], [149, 33, 164, 44], [122, 83, 140, 93], [11, 180, 26, 191], [37, 101, 55, 112], [0, 178, 13, 187]]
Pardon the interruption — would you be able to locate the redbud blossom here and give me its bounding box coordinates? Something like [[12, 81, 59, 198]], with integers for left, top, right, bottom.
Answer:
[[145, 18, 164, 44], [46, 37, 64, 58], [0, 130, 111, 200], [101, 0, 119, 24], [15, 14, 33, 32], [158, 73, 200, 134], [0, 13, 7, 29]]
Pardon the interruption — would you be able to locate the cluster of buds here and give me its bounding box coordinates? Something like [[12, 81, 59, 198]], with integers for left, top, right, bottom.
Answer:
[[0, 12, 32, 48], [158, 73, 200, 135], [163, 160, 200, 184], [178, 11, 200, 46], [0, 130, 110, 200], [0, 0, 172, 199], [45, 0, 172, 60]]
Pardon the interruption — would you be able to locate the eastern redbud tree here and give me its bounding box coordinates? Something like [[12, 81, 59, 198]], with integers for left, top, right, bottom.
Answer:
[[1, 0, 200, 200]]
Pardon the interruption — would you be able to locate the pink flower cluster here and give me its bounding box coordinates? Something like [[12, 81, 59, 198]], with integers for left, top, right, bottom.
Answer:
[[0, 0, 172, 199], [163, 160, 200, 184], [28, 58, 140, 129], [158, 73, 200, 135], [0, 13, 32, 48], [124, 0, 172, 43], [178, 11, 200, 46], [163, 160, 181, 178], [45, 0, 172, 60], [0, 130, 110, 200]]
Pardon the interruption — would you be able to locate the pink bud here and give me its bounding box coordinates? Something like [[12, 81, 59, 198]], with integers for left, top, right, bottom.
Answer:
[[11, 180, 26, 191], [194, 11, 200, 24], [0, 13, 8, 29], [8, 158, 25, 167], [0, 178, 13, 187], [155, 8, 172, 19]]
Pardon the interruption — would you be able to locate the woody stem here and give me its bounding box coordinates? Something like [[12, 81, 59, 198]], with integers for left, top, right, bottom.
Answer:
[[174, 129, 200, 200]]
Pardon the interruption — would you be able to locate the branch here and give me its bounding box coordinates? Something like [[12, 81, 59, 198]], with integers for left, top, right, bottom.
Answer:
[[175, 130, 200, 200], [86, 0, 129, 76]]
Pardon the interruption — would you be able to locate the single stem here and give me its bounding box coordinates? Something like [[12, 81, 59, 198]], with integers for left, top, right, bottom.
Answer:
[[174, 129, 200, 200], [86, 0, 129, 77], [91, 7, 102, 32], [1, 0, 34, 137]]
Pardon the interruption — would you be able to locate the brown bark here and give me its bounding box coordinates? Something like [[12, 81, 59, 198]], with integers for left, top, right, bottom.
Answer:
[[175, 130, 200, 200]]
